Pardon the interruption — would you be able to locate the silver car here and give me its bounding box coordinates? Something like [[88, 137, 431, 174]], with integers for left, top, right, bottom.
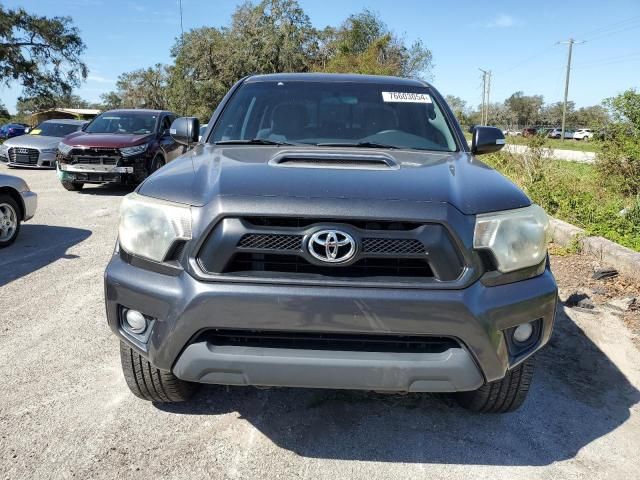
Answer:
[[0, 119, 87, 168], [0, 173, 37, 247]]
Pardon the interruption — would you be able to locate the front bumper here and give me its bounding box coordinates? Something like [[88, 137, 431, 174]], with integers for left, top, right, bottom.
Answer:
[[20, 191, 37, 221], [1, 151, 57, 168], [105, 254, 558, 392], [57, 163, 135, 184]]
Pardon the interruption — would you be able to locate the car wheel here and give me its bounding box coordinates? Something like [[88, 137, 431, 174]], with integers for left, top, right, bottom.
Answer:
[[150, 155, 165, 173], [0, 195, 21, 248], [120, 341, 198, 402], [454, 357, 535, 413], [61, 180, 84, 191]]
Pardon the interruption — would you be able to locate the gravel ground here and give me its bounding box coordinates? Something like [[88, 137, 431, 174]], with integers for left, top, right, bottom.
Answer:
[[1, 165, 639, 480]]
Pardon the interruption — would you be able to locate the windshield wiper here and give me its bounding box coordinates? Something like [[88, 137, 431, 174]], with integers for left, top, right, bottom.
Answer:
[[316, 141, 399, 149], [214, 138, 297, 146]]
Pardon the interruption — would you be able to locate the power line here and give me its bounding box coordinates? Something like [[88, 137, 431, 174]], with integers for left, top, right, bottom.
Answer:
[[577, 14, 640, 40]]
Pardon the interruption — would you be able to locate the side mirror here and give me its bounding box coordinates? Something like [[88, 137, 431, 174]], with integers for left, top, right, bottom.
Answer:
[[170, 117, 199, 147], [471, 126, 505, 155]]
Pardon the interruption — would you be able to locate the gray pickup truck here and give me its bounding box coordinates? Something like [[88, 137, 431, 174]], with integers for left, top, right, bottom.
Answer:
[[105, 73, 557, 413]]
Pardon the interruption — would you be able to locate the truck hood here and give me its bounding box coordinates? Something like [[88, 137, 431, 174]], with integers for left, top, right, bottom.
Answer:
[[63, 131, 153, 148], [138, 145, 530, 215], [3, 134, 60, 149]]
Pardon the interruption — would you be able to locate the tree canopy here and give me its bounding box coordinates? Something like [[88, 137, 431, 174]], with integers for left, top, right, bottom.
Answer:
[[101, 0, 434, 120], [0, 5, 87, 99]]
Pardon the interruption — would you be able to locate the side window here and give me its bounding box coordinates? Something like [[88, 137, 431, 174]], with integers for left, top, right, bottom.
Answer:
[[160, 116, 172, 133]]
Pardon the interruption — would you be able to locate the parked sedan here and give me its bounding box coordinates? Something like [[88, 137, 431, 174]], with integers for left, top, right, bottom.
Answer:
[[56, 109, 182, 191], [0, 119, 86, 168], [0, 173, 37, 247], [0, 123, 27, 140], [548, 128, 574, 139]]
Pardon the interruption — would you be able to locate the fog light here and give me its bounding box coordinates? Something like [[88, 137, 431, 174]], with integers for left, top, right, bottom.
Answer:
[[513, 322, 534, 343], [124, 309, 147, 334]]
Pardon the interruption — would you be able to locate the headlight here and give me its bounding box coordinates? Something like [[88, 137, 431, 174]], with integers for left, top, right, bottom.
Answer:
[[120, 143, 148, 157], [118, 192, 192, 263], [58, 142, 73, 155], [0, 144, 8, 155], [474, 204, 549, 273]]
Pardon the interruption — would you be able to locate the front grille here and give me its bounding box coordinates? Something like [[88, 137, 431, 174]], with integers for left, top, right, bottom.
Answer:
[[202, 329, 459, 353], [74, 156, 119, 166], [71, 147, 120, 166], [238, 234, 303, 251], [197, 217, 465, 283], [8, 147, 39, 165], [237, 234, 425, 255], [71, 172, 118, 183], [226, 253, 433, 278], [362, 238, 425, 254]]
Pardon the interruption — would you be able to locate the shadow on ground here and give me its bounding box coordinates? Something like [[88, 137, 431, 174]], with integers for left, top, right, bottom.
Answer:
[[157, 307, 639, 466], [77, 184, 134, 196], [0, 224, 91, 286]]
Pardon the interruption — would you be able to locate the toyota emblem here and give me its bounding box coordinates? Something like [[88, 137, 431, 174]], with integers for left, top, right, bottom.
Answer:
[[307, 229, 356, 263]]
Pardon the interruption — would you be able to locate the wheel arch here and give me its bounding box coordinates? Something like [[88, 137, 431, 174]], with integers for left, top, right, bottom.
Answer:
[[0, 186, 24, 220]]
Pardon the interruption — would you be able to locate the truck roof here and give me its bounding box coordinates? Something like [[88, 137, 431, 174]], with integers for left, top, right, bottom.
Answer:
[[245, 72, 431, 87]]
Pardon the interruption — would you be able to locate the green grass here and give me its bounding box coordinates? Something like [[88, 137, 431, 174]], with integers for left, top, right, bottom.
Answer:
[[483, 152, 640, 252], [506, 136, 599, 153]]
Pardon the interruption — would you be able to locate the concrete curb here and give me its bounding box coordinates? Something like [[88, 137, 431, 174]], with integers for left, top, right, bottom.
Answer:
[[549, 218, 640, 282]]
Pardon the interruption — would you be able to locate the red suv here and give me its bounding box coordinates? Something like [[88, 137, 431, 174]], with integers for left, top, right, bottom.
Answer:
[[57, 109, 183, 191]]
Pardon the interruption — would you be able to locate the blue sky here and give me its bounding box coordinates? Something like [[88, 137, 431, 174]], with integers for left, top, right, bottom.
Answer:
[[2, 0, 639, 113]]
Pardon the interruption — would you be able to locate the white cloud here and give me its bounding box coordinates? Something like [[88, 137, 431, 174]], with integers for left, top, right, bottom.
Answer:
[[484, 14, 518, 28], [87, 74, 116, 84]]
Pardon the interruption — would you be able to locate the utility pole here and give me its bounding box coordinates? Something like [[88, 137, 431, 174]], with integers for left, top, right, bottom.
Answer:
[[558, 39, 584, 141], [486, 70, 492, 125], [479, 68, 488, 125]]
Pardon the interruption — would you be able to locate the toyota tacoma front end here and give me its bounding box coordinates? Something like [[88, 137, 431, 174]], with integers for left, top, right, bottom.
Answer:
[[104, 73, 557, 413]]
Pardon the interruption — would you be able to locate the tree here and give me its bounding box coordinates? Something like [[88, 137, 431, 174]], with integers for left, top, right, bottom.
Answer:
[[0, 6, 87, 98], [167, 0, 318, 119], [597, 89, 640, 195], [16, 92, 96, 115], [572, 105, 609, 129], [445, 95, 468, 124], [102, 64, 169, 110], [317, 10, 433, 79], [540, 101, 574, 127], [228, 0, 316, 76], [504, 91, 544, 127], [0, 100, 9, 121]]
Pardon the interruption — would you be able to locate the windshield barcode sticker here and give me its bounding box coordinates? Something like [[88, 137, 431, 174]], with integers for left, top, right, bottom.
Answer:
[[382, 92, 432, 103]]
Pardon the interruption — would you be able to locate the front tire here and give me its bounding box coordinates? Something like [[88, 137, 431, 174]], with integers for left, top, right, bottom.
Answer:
[[61, 180, 84, 191], [455, 357, 535, 413], [0, 195, 21, 248], [150, 154, 165, 174], [119, 342, 197, 402]]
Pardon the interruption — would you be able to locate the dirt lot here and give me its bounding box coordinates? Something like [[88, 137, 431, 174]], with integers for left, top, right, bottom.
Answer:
[[0, 165, 639, 480]]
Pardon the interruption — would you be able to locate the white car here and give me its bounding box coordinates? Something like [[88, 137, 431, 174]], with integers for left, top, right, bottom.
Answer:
[[573, 128, 593, 140], [548, 128, 574, 139]]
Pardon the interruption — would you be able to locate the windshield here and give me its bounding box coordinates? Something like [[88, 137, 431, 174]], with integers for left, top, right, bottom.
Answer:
[[210, 81, 457, 152], [85, 112, 158, 135], [30, 122, 82, 137]]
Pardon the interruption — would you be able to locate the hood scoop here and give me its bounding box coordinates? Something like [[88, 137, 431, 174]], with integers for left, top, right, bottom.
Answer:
[[269, 149, 399, 170]]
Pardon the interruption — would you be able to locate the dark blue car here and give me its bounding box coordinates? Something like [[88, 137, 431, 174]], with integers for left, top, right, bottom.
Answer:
[[0, 123, 27, 139]]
